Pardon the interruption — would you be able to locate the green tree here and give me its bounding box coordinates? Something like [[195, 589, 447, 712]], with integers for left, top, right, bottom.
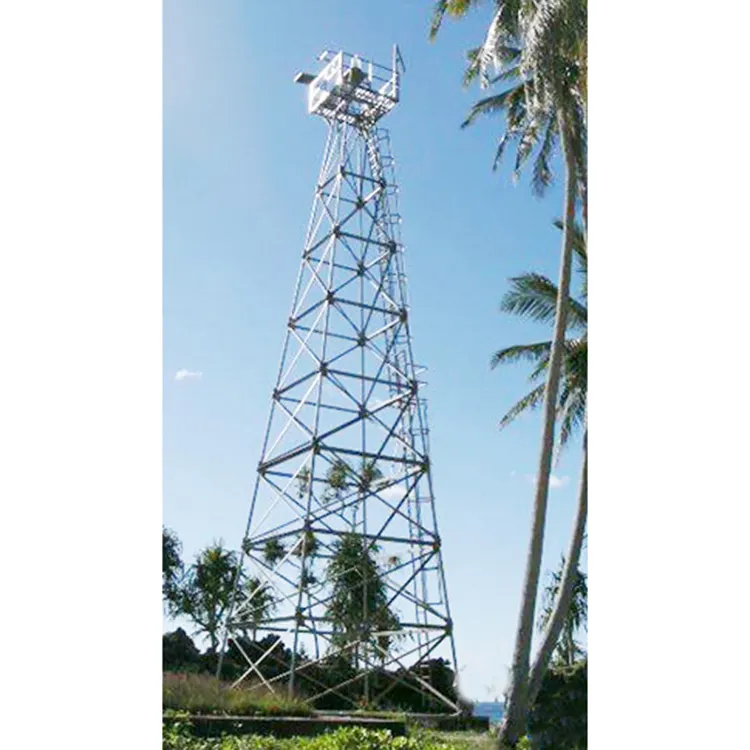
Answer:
[[491, 221, 588, 713], [177, 542, 274, 652], [325, 533, 400, 667], [324, 459, 351, 504], [241, 577, 277, 641], [297, 466, 311, 500], [162, 526, 183, 615], [358, 459, 382, 494], [491, 220, 586, 453], [537, 556, 587, 667], [294, 529, 318, 558], [432, 2, 587, 745], [263, 538, 287, 566]]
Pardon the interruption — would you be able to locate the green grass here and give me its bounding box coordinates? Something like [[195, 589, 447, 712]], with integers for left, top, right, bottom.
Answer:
[[163, 672, 314, 717]]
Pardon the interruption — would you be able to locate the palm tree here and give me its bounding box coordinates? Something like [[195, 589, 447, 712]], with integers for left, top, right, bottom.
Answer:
[[526, 433, 586, 706], [325, 533, 400, 668], [537, 555, 587, 667], [241, 577, 277, 641], [324, 459, 351, 504], [492, 221, 588, 712], [177, 542, 242, 653], [491, 220, 586, 453], [432, 3, 586, 744], [263, 538, 287, 566]]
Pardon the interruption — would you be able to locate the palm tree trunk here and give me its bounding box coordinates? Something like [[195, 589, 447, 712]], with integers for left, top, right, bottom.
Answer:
[[526, 430, 587, 705], [497, 112, 578, 749]]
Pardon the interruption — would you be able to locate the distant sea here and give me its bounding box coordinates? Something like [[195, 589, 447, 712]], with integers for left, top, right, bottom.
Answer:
[[473, 701, 504, 726]]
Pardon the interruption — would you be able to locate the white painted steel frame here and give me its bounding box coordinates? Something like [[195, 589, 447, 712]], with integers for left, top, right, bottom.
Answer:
[[218, 49, 459, 713]]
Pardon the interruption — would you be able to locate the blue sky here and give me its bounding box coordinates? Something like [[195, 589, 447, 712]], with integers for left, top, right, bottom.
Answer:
[[163, 0, 586, 702]]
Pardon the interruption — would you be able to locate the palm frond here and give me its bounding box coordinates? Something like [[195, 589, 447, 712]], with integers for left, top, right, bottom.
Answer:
[[493, 133, 512, 170], [532, 115, 558, 196], [512, 117, 543, 181], [501, 272, 559, 324], [556, 391, 586, 459], [499, 383, 546, 430], [463, 47, 482, 87], [461, 84, 524, 129], [491, 341, 553, 369], [500, 272, 586, 331], [527, 354, 551, 384], [552, 218, 586, 260], [430, 0, 483, 40], [428, 1, 449, 40]]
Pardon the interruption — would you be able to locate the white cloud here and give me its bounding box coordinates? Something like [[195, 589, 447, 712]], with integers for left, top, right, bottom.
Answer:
[[175, 369, 203, 382], [524, 473, 570, 490], [378, 484, 408, 501], [549, 474, 570, 489]]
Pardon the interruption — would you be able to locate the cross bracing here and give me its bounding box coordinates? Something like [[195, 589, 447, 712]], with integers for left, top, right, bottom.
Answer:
[[218, 49, 459, 713]]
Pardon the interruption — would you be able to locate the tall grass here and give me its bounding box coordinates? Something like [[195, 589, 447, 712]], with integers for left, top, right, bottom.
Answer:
[[163, 672, 313, 717]]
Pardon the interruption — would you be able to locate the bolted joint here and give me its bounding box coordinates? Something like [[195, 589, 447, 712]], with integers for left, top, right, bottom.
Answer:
[[388, 240, 398, 255], [357, 332, 367, 347], [445, 618, 453, 635], [399, 307, 408, 323], [357, 261, 366, 277], [432, 535, 441, 552], [295, 608, 305, 626], [288, 317, 297, 330], [272, 388, 280, 401], [326, 291, 336, 304], [332, 224, 341, 238], [420, 458, 430, 473], [319, 361, 329, 376], [311, 438, 321, 454], [409, 379, 419, 394], [358, 405, 369, 419], [355, 196, 365, 209]]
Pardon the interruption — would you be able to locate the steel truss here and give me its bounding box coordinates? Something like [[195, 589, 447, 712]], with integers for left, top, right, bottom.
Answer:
[[218, 48, 459, 712]]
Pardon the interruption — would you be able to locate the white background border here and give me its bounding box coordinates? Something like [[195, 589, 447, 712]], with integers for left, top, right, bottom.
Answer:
[[1, 2, 748, 748]]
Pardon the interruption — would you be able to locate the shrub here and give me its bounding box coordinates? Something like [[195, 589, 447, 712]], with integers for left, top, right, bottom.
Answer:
[[164, 629, 203, 672], [162, 724, 491, 750], [527, 660, 587, 750]]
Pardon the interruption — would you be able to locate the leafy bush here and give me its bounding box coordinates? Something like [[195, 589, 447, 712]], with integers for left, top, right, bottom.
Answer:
[[162, 724, 492, 750], [164, 629, 203, 673], [163, 673, 313, 717], [527, 660, 587, 750]]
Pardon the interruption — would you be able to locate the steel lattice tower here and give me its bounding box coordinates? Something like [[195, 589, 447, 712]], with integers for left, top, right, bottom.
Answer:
[[219, 48, 459, 712]]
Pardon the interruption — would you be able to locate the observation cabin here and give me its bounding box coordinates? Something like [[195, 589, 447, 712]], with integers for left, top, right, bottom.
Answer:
[[294, 47, 405, 126]]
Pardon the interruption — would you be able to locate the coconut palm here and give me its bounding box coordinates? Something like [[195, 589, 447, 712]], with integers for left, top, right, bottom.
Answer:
[[493, 222, 588, 717], [432, 2, 587, 744], [491, 219, 586, 453], [537, 555, 587, 667]]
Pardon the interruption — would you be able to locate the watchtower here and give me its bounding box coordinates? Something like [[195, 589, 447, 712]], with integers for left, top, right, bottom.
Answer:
[[218, 47, 459, 713]]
